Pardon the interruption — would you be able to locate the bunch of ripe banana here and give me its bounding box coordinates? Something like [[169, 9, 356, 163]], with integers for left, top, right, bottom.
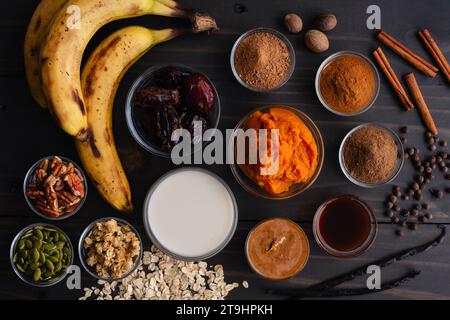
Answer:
[[24, 0, 218, 212]]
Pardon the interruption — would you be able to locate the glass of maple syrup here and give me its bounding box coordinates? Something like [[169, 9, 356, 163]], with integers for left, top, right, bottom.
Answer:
[[313, 195, 377, 258]]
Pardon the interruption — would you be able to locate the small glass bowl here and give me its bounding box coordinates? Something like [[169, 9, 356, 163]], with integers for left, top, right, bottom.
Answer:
[[339, 123, 404, 188], [315, 51, 380, 116], [23, 156, 88, 221], [245, 218, 310, 280], [10, 223, 74, 287], [143, 167, 238, 261], [230, 27, 296, 92], [229, 105, 324, 200], [125, 63, 221, 158], [78, 217, 143, 282], [313, 195, 378, 258]]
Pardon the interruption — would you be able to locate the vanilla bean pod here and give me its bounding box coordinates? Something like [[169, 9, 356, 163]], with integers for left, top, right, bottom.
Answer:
[[276, 270, 420, 299], [267, 225, 445, 297]]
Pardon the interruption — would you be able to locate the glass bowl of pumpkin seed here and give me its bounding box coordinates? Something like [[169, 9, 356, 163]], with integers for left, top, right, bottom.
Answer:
[[10, 223, 73, 287]]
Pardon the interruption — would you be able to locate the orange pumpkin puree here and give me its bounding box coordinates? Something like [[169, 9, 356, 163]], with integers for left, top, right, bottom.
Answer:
[[241, 107, 318, 194]]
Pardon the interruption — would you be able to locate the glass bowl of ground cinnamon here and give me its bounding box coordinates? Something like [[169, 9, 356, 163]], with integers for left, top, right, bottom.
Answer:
[[339, 123, 404, 188], [316, 51, 380, 116], [231, 28, 295, 92]]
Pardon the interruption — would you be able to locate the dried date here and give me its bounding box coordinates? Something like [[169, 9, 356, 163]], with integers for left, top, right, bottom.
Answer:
[[133, 87, 180, 108], [154, 105, 181, 150]]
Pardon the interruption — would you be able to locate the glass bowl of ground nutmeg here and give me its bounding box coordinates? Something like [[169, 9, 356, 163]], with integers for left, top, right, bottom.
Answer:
[[339, 123, 404, 188], [316, 51, 380, 116], [230, 28, 296, 92]]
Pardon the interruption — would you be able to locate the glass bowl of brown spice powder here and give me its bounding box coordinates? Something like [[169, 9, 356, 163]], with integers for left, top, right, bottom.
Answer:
[[316, 51, 380, 116], [339, 123, 404, 188], [231, 28, 295, 92]]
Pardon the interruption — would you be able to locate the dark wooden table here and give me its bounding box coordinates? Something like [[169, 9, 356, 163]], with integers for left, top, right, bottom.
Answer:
[[1, 0, 449, 300]]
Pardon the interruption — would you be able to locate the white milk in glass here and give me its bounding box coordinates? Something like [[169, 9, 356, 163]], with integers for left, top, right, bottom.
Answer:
[[146, 169, 236, 258]]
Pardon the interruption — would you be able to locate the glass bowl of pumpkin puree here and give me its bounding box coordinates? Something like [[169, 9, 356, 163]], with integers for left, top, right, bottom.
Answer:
[[245, 218, 310, 280], [229, 105, 324, 200]]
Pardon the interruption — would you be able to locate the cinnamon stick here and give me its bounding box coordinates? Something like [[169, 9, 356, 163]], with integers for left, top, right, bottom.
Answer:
[[372, 48, 414, 110], [418, 29, 450, 83], [382, 31, 438, 71], [377, 31, 438, 78], [404, 73, 438, 135]]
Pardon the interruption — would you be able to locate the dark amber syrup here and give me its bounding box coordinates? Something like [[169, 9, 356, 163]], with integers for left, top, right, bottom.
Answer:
[[318, 196, 372, 252]]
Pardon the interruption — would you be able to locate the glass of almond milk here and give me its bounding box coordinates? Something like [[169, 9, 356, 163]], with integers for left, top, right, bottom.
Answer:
[[143, 168, 238, 261]]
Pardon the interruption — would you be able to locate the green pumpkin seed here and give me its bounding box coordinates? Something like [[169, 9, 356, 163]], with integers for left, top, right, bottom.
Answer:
[[30, 262, 38, 271], [13, 252, 19, 263], [22, 231, 33, 239], [44, 243, 56, 251], [53, 232, 59, 242], [35, 229, 43, 240], [39, 252, 46, 264], [45, 260, 55, 272], [55, 241, 66, 249], [32, 249, 40, 262], [49, 256, 59, 263], [18, 239, 25, 250], [15, 263, 26, 273], [33, 239, 43, 249], [58, 233, 66, 242], [33, 268, 41, 282], [25, 239, 33, 249], [55, 261, 62, 273]]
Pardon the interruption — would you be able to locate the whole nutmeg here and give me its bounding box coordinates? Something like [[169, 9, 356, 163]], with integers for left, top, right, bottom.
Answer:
[[314, 13, 337, 32], [304, 29, 329, 53], [284, 13, 303, 33]]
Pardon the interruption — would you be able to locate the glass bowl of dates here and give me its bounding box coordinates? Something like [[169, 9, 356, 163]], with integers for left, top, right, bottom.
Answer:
[[23, 156, 88, 221], [126, 64, 221, 158], [10, 223, 74, 287]]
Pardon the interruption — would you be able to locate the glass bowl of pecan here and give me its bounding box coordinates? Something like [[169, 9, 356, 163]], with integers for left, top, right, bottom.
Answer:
[[23, 156, 88, 221], [78, 218, 143, 281]]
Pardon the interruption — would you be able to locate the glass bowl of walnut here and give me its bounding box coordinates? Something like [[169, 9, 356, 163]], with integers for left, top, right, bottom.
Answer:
[[78, 218, 143, 281]]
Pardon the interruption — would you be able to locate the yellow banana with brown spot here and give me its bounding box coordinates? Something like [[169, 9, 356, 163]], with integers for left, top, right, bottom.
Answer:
[[75, 26, 180, 212], [24, 0, 67, 108], [40, 0, 187, 140]]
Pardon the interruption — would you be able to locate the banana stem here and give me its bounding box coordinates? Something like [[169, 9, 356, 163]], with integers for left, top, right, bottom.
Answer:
[[155, 0, 218, 33]]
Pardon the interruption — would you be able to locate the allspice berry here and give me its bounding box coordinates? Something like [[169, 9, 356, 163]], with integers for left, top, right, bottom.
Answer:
[[304, 29, 329, 53], [314, 13, 337, 32], [284, 13, 303, 33]]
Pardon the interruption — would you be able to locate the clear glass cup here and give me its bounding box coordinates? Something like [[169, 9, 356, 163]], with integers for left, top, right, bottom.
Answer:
[[313, 195, 378, 258], [78, 217, 143, 282], [23, 156, 88, 221], [230, 27, 296, 92], [125, 63, 221, 158], [315, 51, 380, 116], [143, 167, 238, 261], [229, 105, 324, 200], [10, 223, 74, 287], [339, 123, 404, 188]]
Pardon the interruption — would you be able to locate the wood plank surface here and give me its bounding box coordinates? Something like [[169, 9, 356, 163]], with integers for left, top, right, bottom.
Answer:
[[0, 0, 449, 300]]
